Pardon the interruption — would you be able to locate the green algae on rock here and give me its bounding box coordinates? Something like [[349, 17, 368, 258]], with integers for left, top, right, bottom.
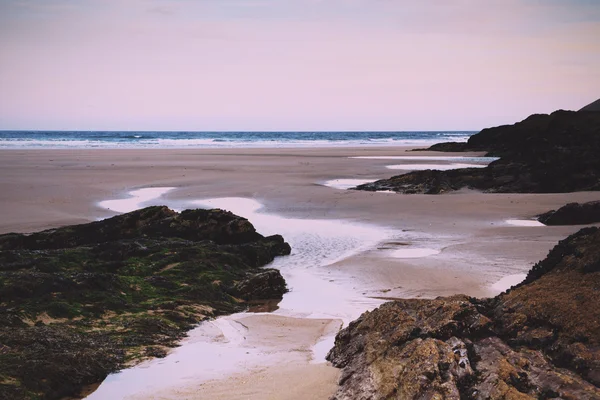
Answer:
[[327, 227, 600, 399], [0, 206, 291, 400]]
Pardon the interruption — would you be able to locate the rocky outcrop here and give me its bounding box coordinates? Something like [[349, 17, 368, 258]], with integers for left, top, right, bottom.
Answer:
[[355, 169, 472, 195], [0, 206, 268, 250], [358, 108, 600, 194], [580, 98, 600, 112], [229, 269, 288, 300], [0, 206, 291, 400], [538, 201, 600, 226], [327, 227, 600, 399], [424, 142, 468, 152]]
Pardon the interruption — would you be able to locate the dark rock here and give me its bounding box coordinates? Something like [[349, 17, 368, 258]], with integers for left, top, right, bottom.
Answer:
[[538, 201, 600, 225], [145, 346, 168, 358], [0, 325, 125, 400], [354, 108, 600, 194], [472, 337, 598, 400], [327, 296, 491, 399], [580, 98, 600, 112], [490, 227, 600, 385], [356, 169, 465, 194], [0, 206, 265, 251], [412, 142, 469, 152], [327, 227, 600, 399], [229, 269, 287, 300], [0, 206, 291, 399]]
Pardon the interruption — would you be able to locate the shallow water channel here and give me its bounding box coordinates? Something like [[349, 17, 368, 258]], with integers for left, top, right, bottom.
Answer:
[[88, 193, 396, 398], [87, 186, 531, 398]]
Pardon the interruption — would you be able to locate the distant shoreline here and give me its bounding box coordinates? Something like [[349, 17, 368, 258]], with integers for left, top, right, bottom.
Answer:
[[0, 130, 475, 149]]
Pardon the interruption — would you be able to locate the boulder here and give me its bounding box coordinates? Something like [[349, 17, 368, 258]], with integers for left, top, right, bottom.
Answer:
[[229, 269, 287, 300], [327, 227, 600, 399], [0, 206, 265, 250], [0, 206, 291, 399], [538, 201, 600, 225]]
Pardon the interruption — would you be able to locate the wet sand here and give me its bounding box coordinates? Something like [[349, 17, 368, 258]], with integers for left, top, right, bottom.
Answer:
[[1, 146, 599, 399], [128, 315, 341, 400]]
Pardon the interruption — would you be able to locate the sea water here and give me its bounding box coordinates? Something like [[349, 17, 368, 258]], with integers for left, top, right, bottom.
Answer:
[[0, 131, 473, 149]]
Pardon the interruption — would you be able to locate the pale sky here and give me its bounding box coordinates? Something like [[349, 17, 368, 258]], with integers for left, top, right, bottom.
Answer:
[[1, 0, 599, 131]]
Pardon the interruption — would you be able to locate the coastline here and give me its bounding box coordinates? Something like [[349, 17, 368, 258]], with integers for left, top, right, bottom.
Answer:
[[4, 145, 597, 297], [2, 145, 599, 399], [1, 146, 598, 233]]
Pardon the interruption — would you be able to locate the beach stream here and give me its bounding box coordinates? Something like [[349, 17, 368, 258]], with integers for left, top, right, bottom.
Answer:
[[87, 194, 395, 398], [87, 170, 530, 398]]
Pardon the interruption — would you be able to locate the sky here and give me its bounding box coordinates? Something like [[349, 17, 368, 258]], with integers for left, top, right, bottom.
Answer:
[[0, 0, 599, 131]]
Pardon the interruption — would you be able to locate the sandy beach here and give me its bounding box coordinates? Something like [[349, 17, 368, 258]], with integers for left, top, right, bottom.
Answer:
[[1, 146, 599, 399]]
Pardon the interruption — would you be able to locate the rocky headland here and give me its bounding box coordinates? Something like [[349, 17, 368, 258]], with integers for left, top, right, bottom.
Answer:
[[580, 99, 600, 112], [538, 201, 600, 226], [0, 206, 291, 400], [355, 103, 600, 194], [327, 227, 600, 399]]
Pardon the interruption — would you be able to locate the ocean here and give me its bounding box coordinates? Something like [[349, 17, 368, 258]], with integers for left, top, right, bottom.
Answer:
[[0, 131, 474, 149]]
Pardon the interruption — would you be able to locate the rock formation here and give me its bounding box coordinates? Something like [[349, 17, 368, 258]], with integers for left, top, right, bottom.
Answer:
[[355, 108, 600, 194], [327, 227, 600, 399], [580, 98, 600, 112], [0, 206, 291, 400], [538, 201, 600, 226]]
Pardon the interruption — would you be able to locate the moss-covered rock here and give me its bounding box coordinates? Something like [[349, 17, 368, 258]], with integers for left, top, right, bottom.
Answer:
[[0, 206, 291, 399]]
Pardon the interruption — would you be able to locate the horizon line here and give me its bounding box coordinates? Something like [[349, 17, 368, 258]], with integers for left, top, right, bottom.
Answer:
[[0, 129, 479, 133]]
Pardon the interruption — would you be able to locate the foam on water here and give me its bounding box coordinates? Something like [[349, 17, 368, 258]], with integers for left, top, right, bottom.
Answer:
[[0, 131, 475, 149], [97, 187, 175, 213], [506, 219, 545, 227], [490, 274, 527, 292]]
